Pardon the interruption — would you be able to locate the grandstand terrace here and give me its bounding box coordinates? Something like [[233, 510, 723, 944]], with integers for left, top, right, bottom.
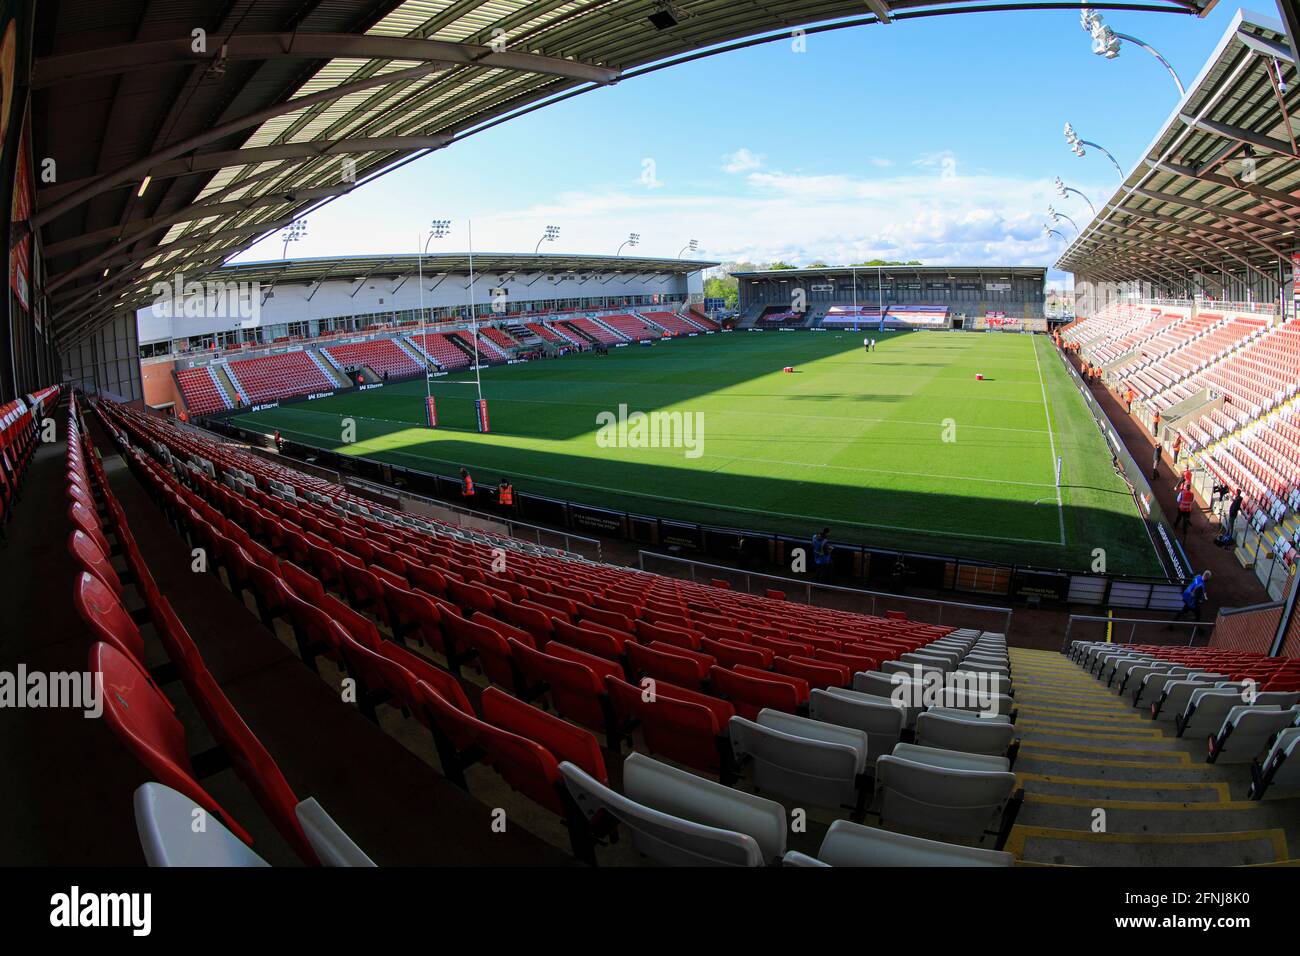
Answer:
[[734, 265, 1046, 329], [1057, 10, 1300, 606], [12, 0, 1300, 905]]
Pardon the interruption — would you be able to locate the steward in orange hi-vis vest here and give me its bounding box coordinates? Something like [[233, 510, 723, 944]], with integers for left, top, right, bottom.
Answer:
[[460, 468, 474, 497]]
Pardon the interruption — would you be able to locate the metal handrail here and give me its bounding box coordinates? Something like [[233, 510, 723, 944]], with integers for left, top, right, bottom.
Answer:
[[345, 475, 603, 560], [638, 550, 1014, 635], [1060, 613, 1212, 651]]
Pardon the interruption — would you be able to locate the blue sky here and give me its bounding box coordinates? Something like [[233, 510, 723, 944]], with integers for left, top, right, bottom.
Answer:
[[233, 5, 1255, 289]]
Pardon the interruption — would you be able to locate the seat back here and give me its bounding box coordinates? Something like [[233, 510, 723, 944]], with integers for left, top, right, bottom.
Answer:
[[876, 753, 1016, 840], [728, 713, 865, 809], [709, 665, 802, 720], [91, 642, 252, 846], [809, 688, 905, 761], [606, 676, 732, 774], [189, 668, 319, 865], [627, 641, 710, 689], [558, 759, 767, 867], [480, 687, 607, 784], [816, 819, 1014, 867], [508, 638, 606, 732], [68, 530, 124, 600], [74, 570, 146, 663], [915, 710, 1016, 757]]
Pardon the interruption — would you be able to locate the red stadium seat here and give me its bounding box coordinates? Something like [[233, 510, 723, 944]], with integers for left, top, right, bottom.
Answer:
[[68, 529, 125, 601], [627, 641, 713, 691], [443, 613, 528, 695], [699, 636, 772, 669], [74, 571, 147, 666], [605, 675, 736, 777], [552, 617, 627, 661], [188, 667, 319, 865], [636, 618, 702, 650], [89, 642, 253, 846], [508, 638, 622, 748], [380, 578, 445, 652], [709, 664, 808, 720], [773, 655, 851, 690]]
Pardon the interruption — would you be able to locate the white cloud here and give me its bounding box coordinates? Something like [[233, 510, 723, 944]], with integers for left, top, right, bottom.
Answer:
[[234, 151, 1104, 277], [721, 147, 762, 174]]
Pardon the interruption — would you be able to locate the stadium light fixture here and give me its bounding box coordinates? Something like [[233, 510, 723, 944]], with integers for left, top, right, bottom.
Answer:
[[677, 238, 699, 257], [534, 224, 560, 255], [1048, 205, 1079, 234], [1080, 9, 1185, 97], [617, 232, 641, 256], [281, 219, 307, 259], [1043, 225, 1066, 241], [418, 218, 454, 415], [1063, 122, 1124, 179], [1054, 176, 1097, 217]]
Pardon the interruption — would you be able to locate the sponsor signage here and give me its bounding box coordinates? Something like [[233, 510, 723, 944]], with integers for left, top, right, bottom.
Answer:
[[569, 503, 627, 537], [659, 519, 702, 551], [1012, 569, 1069, 602]]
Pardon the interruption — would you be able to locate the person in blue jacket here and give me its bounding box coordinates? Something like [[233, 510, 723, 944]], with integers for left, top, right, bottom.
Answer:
[[1173, 570, 1211, 621]]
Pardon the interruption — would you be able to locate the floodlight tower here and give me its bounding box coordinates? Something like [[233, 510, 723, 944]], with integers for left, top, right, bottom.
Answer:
[[1080, 9, 1185, 97]]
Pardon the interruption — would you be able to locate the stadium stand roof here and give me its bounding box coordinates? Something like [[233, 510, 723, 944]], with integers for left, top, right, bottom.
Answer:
[[209, 252, 719, 288], [733, 265, 1046, 278], [33, 0, 1211, 352], [1055, 9, 1300, 293]]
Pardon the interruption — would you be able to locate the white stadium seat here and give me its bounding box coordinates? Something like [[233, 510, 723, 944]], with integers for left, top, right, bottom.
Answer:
[[808, 687, 905, 761], [294, 798, 376, 867], [134, 783, 269, 868], [875, 743, 1020, 844], [915, 709, 1018, 758], [559, 753, 787, 867], [1250, 727, 1300, 799], [1208, 705, 1300, 764], [792, 818, 1015, 867], [729, 711, 870, 813]]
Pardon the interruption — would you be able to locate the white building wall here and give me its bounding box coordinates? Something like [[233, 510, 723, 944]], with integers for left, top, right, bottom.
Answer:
[[136, 270, 696, 346]]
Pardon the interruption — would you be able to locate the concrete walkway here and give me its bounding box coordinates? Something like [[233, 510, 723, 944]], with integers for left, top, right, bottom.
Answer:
[[1006, 647, 1300, 865]]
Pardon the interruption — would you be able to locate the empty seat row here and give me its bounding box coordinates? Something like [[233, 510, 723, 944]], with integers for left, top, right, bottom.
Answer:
[[66, 394, 369, 867]]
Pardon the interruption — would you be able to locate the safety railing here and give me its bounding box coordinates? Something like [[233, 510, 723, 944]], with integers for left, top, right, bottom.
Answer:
[[1059, 613, 1213, 651], [638, 551, 1014, 635], [345, 476, 603, 561]]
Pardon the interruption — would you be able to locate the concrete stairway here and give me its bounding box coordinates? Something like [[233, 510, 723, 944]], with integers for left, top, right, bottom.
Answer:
[[1005, 647, 1300, 866]]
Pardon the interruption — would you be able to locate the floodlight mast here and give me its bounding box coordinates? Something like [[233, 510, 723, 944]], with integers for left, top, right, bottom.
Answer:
[[281, 219, 307, 259], [419, 219, 451, 412], [1048, 206, 1080, 235], [1055, 176, 1097, 217], [1080, 9, 1185, 97], [535, 225, 560, 255], [1064, 122, 1124, 179], [468, 219, 483, 406]]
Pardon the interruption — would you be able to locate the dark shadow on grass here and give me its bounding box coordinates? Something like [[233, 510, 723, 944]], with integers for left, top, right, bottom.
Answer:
[[263, 421, 1163, 575]]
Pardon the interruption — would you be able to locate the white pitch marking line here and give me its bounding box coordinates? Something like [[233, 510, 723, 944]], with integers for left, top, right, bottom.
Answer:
[[1032, 337, 1067, 546]]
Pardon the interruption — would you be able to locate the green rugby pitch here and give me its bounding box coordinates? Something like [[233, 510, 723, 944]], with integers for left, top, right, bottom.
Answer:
[[236, 329, 1162, 576]]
